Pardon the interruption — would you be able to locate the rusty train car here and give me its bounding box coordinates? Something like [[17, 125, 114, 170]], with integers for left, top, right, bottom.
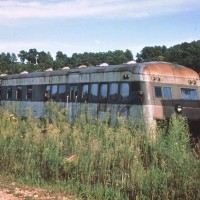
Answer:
[[0, 61, 200, 135]]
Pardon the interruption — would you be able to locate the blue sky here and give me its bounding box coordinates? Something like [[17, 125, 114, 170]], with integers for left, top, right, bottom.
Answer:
[[0, 0, 200, 59]]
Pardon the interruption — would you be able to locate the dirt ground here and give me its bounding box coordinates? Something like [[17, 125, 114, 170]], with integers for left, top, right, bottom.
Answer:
[[0, 180, 72, 200], [0, 189, 20, 200]]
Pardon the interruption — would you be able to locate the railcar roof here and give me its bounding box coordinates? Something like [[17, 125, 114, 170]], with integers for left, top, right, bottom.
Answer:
[[0, 61, 199, 80], [142, 62, 199, 79]]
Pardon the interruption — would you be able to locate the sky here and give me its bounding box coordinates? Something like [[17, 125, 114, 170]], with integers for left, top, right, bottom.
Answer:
[[0, 0, 200, 60]]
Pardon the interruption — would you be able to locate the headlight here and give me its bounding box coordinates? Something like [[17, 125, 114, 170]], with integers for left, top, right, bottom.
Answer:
[[175, 104, 183, 113]]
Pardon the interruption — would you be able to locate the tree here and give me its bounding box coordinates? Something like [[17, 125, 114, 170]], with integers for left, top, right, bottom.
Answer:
[[136, 46, 167, 62], [55, 51, 69, 69], [18, 50, 27, 63], [10, 53, 17, 62], [26, 49, 38, 64], [125, 49, 134, 61], [0, 52, 14, 64], [166, 41, 200, 72], [37, 51, 54, 70], [1, 42, 200, 74], [68, 49, 134, 67]]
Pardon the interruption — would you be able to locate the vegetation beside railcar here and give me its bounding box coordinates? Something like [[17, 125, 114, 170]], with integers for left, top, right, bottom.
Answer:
[[0, 106, 200, 199]]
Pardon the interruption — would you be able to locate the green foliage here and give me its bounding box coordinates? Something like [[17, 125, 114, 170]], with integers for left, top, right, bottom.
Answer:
[[68, 49, 133, 68], [55, 51, 69, 70], [136, 40, 200, 73], [136, 46, 167, 62], [0, 107, 200, 199], [166, 41, 200, 72], [1, 40, 200, 74], [0, 49, 133, 74]]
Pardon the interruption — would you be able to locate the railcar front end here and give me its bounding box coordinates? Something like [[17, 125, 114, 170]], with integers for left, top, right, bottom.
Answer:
[[141, 62, 200, 137]]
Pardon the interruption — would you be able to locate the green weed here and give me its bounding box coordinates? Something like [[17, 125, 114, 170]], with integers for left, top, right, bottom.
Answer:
[[0, 106, 200, 199]]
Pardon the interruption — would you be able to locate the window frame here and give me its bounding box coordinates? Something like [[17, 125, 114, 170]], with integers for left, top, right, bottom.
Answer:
[[51, 85, 58, 101], [109, 82, 119, 103], [80, 83, 89, 102], [154, 86, 172, 99], [180, 88, 197, 100], [44, 85, 51, 101], [7, 86, 12, 100], [90, 83, 99, 103], [120, 82, 130, 103], [26, 85, 33, 101], [58, 84, 67, 102], [99, 83, 108, 103], [16, 86, 22, 100], [69, 84, 78, 102], [0, 87, 2, 101]]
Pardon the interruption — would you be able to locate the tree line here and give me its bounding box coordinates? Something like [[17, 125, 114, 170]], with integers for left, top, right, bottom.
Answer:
[[136, 40, 200, 73], [0, 40, 200, 74], [0, 49, 133, 74]]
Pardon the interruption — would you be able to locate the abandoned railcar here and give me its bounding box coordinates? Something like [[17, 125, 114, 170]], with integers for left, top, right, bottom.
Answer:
[[0, 61, 200, 134]]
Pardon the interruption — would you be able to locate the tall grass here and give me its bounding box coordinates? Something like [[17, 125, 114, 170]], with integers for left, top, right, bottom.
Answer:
[[0, 105, 200, 199]]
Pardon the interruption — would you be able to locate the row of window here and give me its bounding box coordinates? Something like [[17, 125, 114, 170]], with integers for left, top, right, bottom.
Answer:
[[0, 82, 142, 104], [1, 84, 197, 104], [154, 86, 198, 100], [6, 85, 33, 100]]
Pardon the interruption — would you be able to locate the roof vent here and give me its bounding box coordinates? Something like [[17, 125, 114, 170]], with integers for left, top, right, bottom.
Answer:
[[45, 68, 53, 72], [127, 60, 136, 64], [62, 66, 70, 70], [20, 71, 29, 74], [99, 63, 109, 66], [78, 65, 87, 68]]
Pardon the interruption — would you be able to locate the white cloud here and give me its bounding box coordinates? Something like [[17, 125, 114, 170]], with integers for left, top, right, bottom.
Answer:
[[0, 0, 199, 20]]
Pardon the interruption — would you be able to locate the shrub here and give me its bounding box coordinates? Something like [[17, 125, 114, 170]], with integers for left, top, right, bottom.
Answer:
[[0, 107, 200, 199]]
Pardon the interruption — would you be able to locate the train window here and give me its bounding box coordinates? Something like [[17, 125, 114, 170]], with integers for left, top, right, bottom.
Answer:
[[51, 85, 58, 101], [130, 82, 141, 102], [26, 85, 32, 100], [16, 86, 22, 100], [109, 83, 118, 102], [155, 87, 162, 98], [7, 87, 12, 100], [91, 83, 98, 102], [0, 87, 2, 100], [120, 83, 129, 103], [44, 85, 51, 101], [155, 86, 172, 99], [163, 87, 172, 99], [70, 85, 78, 102], [181, 88, 197, 100], [81, 84, 89, 102], [58, 85, 66, 102], [0, 87, 5, 101], [100, 83, 108, 102]]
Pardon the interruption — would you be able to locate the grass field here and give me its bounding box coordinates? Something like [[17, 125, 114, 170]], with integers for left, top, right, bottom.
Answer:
[[0, 106, 200, 199]]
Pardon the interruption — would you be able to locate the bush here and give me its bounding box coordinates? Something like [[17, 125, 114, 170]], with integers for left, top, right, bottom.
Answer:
[[0, 108, 200, 199]]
